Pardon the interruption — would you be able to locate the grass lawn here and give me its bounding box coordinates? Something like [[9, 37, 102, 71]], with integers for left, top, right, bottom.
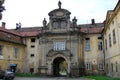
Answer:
[[83, 75, 120, 80]]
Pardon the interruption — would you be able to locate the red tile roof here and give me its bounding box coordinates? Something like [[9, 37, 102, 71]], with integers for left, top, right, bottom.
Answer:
[[0, 27, 22, 36], [81, 27, 104, 34], [20, 31, 40, 37], [0, 27, 23, 44], [79, 23, 104, 34]]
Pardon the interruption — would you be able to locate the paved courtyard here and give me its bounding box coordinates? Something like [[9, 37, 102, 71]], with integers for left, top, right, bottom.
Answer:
[[14, 77, 93, 80]]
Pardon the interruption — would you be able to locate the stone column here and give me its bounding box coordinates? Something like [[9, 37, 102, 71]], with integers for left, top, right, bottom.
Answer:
[[67, 57, 71, 77], [47, 59, 52, 76]]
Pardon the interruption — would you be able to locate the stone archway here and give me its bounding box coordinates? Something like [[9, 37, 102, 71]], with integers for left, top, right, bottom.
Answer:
[[53, 57, 67, 77]]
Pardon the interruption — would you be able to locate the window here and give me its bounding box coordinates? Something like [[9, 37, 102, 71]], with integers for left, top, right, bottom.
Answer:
[[98, 37, 102, 39], [98, 41, 102, 50], [109, 34, 112, 47], [111, 63, 113, 72], [98, 63, 104, 70], [53, 41, 65, 51], [14, 48, 18, 58], [0, 45, 3, 55], [86, 62, 92, 70], [31, 45, 35, 48], [106, 63, 108, 73], [116, 62, 118, 72], [85, 38, 90, 51], [30, 68, 34, 73], [30, 54, 34, 57], [31, 38, 35, 42], [105, 39, 107, 50], [113, 29, 116, 44]]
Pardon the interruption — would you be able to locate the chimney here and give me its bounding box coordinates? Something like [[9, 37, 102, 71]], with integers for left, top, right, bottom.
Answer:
[[91, 19, 95, 25], [2, 22, 6, 28]]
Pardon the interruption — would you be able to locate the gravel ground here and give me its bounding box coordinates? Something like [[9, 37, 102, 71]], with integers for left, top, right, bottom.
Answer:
[[14, 77, 93, 80]]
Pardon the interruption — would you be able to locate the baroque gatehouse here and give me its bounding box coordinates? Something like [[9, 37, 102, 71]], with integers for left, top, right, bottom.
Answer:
[[20, 1, 104, 76]]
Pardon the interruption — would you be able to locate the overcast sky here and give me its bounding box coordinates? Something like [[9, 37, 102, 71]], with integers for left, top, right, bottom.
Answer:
[[0, 0, 118, 29]]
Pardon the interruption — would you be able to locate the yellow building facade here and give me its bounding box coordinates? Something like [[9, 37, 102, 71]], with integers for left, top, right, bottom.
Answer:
[[0, 25, 26, 73], [103, 1, 120, 78], [0, 0, 120, 78]]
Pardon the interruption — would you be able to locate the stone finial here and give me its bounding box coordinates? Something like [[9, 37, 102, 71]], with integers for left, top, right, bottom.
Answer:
[[58, 1, 62, 9]]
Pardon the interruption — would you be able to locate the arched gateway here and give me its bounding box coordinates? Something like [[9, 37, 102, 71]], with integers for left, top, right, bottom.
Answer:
[[46, 51, 72, 77], [53, 57, 67, 76]]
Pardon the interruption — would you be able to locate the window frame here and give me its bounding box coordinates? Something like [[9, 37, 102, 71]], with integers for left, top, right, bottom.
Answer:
[[109, 34, 112, 47], [0, 45, 3, 55], [14, 48, 18, 58], [98, 41, 103, 51], [113, 29, 116, 44], [85, 38, 90, 51], [98, 63, 104, 70], [86, 62, 92, 70], [53, 41, 66, 51], [31, 38, 36, 43]]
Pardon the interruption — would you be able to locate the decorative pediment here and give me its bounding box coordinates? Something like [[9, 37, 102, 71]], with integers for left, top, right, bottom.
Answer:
[[46, 49, 72, 57]]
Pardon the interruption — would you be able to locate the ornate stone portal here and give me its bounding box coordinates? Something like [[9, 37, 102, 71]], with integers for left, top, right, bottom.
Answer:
[[39, 1, 83, 77]]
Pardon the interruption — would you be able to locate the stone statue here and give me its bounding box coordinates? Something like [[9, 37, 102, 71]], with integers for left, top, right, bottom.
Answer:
[[16, 22, 22, 29], [43, 18, 47, 27], [72, 16, 77, 27], [58, 1, 62, 9]]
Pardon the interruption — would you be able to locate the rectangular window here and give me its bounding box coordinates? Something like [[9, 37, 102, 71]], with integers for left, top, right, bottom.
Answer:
[[30, 68, 34, 73], [116, 62, 118, 72], [14, 48, 18, 58], [109, 34, 112, 47], [31, 45, 35, 48], [53, 41, 65, 51], [106, 63, 108, 73], [111, 63, 113, 72], [30, 54, 34, 57], [98, 37, 102, 39], [105, 39, 107, 50], [98, 63, 104, 70], [31, 38, 36, 42], [0, 45, 3, 55], [85, 38, 90, 51], [86, 62, 91, 70], [113, 29, 116, 44], [98, 41, 102, 50]]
